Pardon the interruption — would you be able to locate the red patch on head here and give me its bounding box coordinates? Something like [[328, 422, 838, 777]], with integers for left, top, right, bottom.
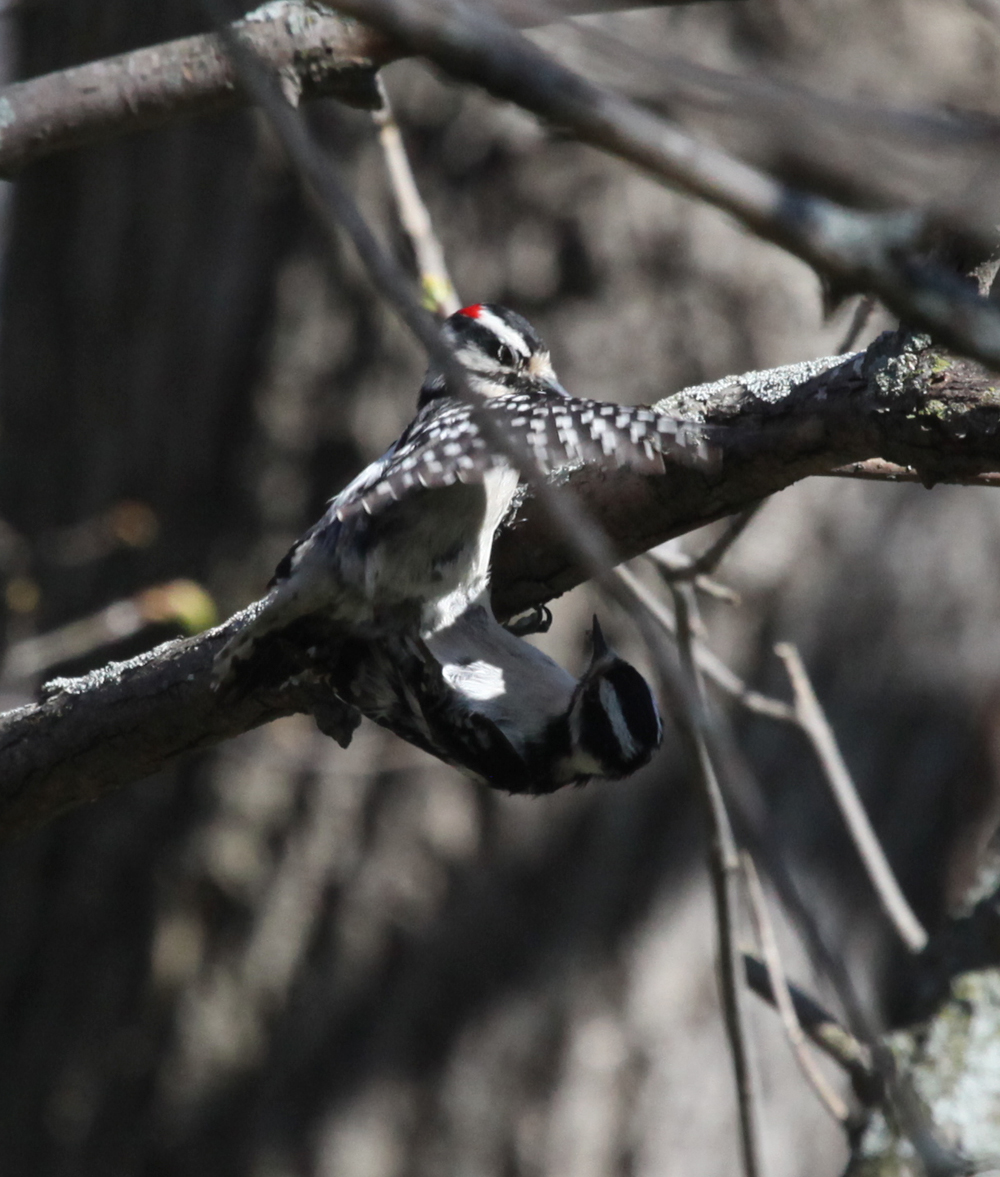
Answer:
[[457, 303, 483, 319]]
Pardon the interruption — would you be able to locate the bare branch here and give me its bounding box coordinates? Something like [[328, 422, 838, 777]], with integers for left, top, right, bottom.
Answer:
[[742, 853, 852, 1125], [774, 642, 929, 954], [327, 0, 1000, 371], [837, 295, 878, 355], [647, 505, 760, 581], [373, 76, 460, 316], [826, 458, 1000, 487], [2, 0, 1000, 365], [618, 587, 959, 1168], [670, 584, 763, 1177], [0, 0, 708, 176], [741, 954, 879, 1106], [0, 10, 392, 176], [0, 606, 336, 839]]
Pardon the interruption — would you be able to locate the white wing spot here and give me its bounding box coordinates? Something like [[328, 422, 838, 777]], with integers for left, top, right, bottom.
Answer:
[[442, 659, 507, 701]]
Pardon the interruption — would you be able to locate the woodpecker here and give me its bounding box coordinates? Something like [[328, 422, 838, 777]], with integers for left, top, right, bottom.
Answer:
[[214, 302, 712, 683], [336, 611, 662, 794], [213, 303, 708, 789]]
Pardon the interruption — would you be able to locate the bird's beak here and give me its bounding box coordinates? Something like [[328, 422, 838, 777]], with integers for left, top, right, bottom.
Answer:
[[528, 353, 569, 398], [590, 615, 610, 662]]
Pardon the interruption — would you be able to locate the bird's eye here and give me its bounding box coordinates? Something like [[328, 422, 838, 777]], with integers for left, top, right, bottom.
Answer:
[[496, 343, 518, 368]]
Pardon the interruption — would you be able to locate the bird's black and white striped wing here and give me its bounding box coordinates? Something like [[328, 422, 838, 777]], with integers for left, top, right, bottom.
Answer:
[[334, 394, 716, 522]]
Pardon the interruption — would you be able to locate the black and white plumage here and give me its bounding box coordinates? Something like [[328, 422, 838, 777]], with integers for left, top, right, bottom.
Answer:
[[214, 303, 712, 683], [214, 303, 704, 791], [338, 612, 662, 794]]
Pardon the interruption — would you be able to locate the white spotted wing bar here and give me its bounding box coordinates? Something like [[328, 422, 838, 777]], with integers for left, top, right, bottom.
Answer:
[[334, 393, 716, 521]]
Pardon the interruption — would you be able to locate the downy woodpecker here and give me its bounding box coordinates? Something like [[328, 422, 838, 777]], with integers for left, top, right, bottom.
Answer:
[[337, 611, 662, 794], [215, 304, 709, 789]]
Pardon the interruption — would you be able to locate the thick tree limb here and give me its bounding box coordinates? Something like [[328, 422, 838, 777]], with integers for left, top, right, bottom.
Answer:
[[492, 332, 1000, 615], [327, 0, 1000, 371], [0, 0, 705, 176], [7, 0, 1000, 369], [0, 9, 394, 174], [1, 330, 999, 840], [0, 601, 363, 839]]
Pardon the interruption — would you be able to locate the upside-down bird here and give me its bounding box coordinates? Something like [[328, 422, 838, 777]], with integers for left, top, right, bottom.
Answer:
[[215, 303, 712, 792]]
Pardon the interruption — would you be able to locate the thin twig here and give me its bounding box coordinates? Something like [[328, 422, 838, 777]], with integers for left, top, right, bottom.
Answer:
[[837, 294, 878, 355], [774, 642, 928, 953], [741, 954, 879, 1106], [648, 506, 761, 582], [826, 458, 1000, 487], [691, 574, 741, 605], [202, 0, 653, 619], [672, 584, 763, 1177], [372, 77, 460, 317], [616, 566, 797, 722], [623, 579, 913, 1153], [614, 572, 885, 1097], [647, 556, 732, 602], [618, 582, 955, 1168], [742, 852, 852, 1125], [0, 581, 216, 684], [333, 0, 1000, 373]]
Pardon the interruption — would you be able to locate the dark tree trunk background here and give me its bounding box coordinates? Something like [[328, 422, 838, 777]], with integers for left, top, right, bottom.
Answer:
[[0, 3, 998, 1175]]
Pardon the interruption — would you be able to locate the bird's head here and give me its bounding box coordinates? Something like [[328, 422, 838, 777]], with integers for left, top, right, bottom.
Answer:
[[567, 616, 663, 780], [419, 302, 567, 407]]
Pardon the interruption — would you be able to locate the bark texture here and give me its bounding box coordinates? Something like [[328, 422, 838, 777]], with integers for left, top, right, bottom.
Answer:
[[5, 333, 1000, 842], [1, 2, 999, 1176]]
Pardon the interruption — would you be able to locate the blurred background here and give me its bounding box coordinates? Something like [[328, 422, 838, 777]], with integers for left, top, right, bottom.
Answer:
[[1, 1, 1000, 1174]]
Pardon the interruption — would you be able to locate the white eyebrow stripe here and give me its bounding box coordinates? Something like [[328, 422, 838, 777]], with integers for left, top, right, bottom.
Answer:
[[598, 678, 638, 760], [474, 307, 531, 356]]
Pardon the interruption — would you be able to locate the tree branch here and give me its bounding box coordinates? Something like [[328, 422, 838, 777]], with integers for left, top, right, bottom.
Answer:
[[493, 332, 1000, 616], [0, 8, 393, 175], [742, 853, 852, 1125], [0, 0, 709, 176], [774, 642, 928, 954], [7, 0, 1000, 369], [672, 583, 763, 1177], [0, 328, 998, 839], [324, 0, 1000, 372]]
